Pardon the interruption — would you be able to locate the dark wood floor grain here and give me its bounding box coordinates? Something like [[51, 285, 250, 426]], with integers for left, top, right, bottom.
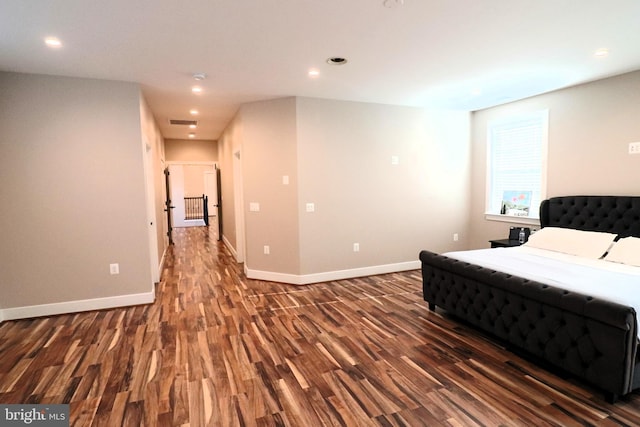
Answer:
[[2, 226, 640, 426]]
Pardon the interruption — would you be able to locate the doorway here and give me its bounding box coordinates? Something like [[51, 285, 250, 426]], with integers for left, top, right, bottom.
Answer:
[[166, 162, 217, 229], [164, 167, 174, 245], [204, 168, 222, 240]]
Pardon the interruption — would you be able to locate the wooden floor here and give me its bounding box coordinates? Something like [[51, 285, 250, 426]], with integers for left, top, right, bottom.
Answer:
[[2, 227, 640, 426]]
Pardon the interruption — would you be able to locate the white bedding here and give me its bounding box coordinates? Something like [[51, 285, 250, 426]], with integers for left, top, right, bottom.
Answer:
[[444, 246, 640, 317]]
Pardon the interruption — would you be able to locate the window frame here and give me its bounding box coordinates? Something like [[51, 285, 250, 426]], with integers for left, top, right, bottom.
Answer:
[[484, 109, 549, 225]]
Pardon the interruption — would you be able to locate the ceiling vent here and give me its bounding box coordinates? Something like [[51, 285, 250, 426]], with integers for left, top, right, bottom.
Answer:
[[169, 119, 198, 126]]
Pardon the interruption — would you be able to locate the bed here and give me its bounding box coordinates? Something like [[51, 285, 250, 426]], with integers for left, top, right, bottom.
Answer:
[[420, 195, 640, 402]]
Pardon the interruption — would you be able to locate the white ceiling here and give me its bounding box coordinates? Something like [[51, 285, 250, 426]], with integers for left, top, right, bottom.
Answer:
[[2, 0, 640, 141]]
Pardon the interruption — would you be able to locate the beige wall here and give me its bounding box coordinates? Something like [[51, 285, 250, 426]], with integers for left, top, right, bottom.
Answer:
[[218, 96, 471, 282], [165, 139, 218, 162], [296, 98, 470, 275], [182, 165, 214, 197], [469, 70, 640, 249], [0, 72, 153, 318], [241, 98, 301, 274]]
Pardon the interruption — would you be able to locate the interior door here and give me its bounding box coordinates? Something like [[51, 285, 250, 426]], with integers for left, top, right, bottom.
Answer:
[[163, 167, 174, 245], [204, 171, 218, 218], [216, 167, 222, 240]]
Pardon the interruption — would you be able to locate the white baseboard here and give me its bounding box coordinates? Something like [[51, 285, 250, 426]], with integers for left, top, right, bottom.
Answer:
[[0, 290, 155, 322], [245, 260, 421, 285], [222, 235, 239, 261]]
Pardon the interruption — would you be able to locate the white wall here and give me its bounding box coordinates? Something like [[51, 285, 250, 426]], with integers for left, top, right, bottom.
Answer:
[[0, 72, 154, 320], [469, 70, 640, 249]]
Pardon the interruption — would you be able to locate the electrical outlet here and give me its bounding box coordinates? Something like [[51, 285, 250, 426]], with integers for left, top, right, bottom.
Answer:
[[353, 243, 360, 252], [263, 245, 270, 255], [629, 142, 640, 154], [110, 263, 119, 275], [306, 203, 315, 212], [249, 202, 260, 212]]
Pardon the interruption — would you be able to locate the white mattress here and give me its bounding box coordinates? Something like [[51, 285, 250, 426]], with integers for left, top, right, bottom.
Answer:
[[444, 246, 640, 316]]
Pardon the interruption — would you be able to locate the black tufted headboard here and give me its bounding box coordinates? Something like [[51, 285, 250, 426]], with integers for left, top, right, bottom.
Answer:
[[539, 195, 640, 238]]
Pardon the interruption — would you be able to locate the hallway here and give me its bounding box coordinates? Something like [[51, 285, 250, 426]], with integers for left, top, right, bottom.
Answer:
[[1, 227, 640, 426]]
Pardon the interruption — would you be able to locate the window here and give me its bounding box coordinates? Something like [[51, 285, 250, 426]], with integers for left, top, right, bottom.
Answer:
[[486, 110, 548, 222]]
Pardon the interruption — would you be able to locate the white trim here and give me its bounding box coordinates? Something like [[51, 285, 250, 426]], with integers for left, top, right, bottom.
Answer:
[[222, 235, 239, 261], [245, 261, 421, 285], [0, 291, 155, 322], [0, 309, 4, 323], [142, 134, 160, 284], [233, 148, 245, 263], [485, 109, 549, 217], [485, 213, 541, 226], [166, 161, 218, 167]]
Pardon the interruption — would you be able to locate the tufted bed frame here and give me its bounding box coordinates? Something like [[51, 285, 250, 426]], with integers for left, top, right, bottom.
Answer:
[[420, 195, 640, 402]]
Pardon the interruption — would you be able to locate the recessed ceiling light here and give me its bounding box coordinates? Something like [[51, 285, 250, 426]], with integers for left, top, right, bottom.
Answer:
[[326, 57, 347, 65], [188, 133, 196, 138], [44, 37, 62, 48], [308, 69, 320, 78], [191, 86, 203, 94], [193, 73, 207, 81], [190, 109, 199, 115], [594, 48, 609, 58], [189, 124, 197, 129]]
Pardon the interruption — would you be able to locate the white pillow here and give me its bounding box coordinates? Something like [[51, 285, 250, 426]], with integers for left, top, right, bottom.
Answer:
[[604, 237, 640, 267], [524, 227, 616, 259]]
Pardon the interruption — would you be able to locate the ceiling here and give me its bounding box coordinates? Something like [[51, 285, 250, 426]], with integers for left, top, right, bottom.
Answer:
[[2, 0, 640, 141]]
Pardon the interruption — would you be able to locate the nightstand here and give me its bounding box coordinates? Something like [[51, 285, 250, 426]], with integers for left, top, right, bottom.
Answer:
[[489, 239, 523, 248]]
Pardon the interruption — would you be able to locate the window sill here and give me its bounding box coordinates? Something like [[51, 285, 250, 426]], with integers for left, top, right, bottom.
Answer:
[[485, 213, 540, 226]]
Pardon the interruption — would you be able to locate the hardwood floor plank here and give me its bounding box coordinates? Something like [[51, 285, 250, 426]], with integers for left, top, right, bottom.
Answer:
[[122, 400, 144, 427], [0, 358, 33, 393], [70, 396, 100, 427], [2, 226, 640, 426]]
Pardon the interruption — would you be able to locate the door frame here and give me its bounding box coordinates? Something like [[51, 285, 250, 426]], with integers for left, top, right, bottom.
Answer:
[[232, 149, 245, 263], [142, 136, 160, 283]]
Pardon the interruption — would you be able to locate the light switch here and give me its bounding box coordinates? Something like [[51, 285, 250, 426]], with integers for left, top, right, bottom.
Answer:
[[391, 155, 399, 165], [282, 175, 290, 185], [109, 263, 119, 275]]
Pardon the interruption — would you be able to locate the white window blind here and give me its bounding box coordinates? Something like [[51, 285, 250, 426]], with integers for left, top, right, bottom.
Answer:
[[487, 110, 548, 219]]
